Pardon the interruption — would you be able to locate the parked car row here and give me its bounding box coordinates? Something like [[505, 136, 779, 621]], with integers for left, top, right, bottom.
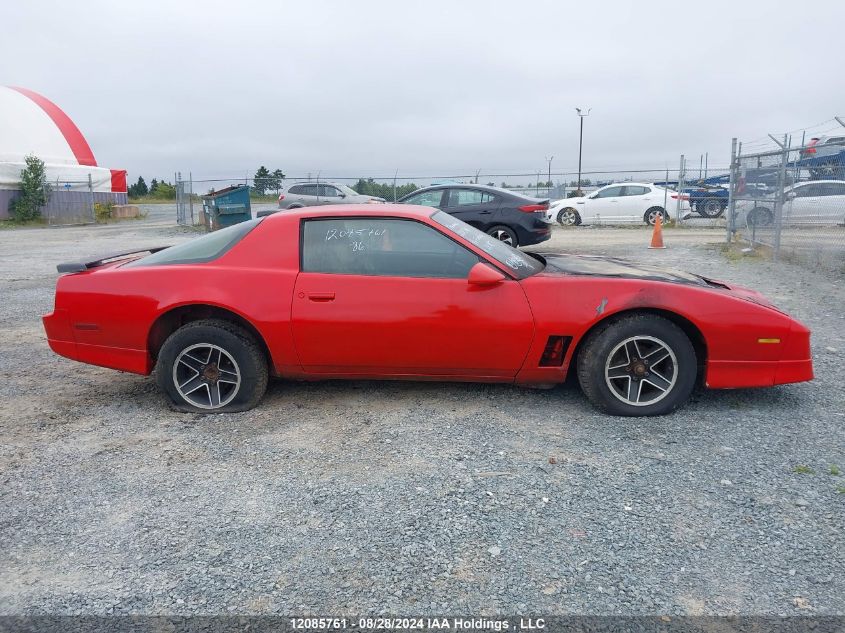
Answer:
[[262, 182, 552, 247]]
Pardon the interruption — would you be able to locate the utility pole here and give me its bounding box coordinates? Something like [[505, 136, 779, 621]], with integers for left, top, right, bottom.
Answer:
[[545, 155, 554, 189], [576, 108, 591, 194]]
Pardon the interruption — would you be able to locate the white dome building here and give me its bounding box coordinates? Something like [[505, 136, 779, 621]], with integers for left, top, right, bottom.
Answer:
[[0, 86, 127, 221]]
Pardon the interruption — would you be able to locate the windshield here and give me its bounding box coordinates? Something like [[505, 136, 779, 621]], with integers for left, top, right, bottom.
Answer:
[[431, 211, 544, 279], [125, 218, 261, 267], [339, 184, 361, 196]]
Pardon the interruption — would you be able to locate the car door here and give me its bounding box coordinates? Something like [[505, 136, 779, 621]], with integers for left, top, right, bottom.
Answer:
[[618, 185, 653, 222], [291, 216, 535, 377], [786, 183, 823, 224], [319, 184, 344, 205], [441, 188, 501, 230], [583, 185, 625, 223]]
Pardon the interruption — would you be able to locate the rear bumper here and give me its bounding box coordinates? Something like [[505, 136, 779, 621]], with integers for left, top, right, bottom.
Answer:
[[518, 224, 552, 246], [42, 310, 151, 375]]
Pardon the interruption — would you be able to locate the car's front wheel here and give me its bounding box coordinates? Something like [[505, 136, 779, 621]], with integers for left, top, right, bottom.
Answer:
[[576, 314, 697, 416], [644, 207, 668, 226], [747, 207, 773, 227], [155, 319, 268, 413], [557, 208, 581, 226], [487, 225, 518, 246]]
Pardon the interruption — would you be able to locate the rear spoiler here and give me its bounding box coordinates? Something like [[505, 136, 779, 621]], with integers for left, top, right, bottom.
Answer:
[[57, 246, 171, 273]]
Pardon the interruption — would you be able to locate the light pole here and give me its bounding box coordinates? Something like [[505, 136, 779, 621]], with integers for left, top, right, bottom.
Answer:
[[545, 155, 554, 191], [575, 107, 591, 194]]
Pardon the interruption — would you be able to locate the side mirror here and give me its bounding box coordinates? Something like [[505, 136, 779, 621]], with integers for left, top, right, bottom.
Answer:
[[338, 193, 346, 198], [467, 262, 505, 286]]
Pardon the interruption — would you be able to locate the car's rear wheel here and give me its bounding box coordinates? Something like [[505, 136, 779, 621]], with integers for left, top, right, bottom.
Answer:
[[156, 319, 268, 413], [577, 314, 697, 416], [698, 198, 725, 218], [557, 208, 581, 226], [644, 207, 668, 226], [487, 225, 518, 246], [747, 207, 773, 227]]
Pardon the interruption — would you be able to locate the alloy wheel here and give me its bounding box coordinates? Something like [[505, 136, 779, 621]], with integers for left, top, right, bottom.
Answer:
[[604, 336, 678, 406], [172, 343, 241, 410]]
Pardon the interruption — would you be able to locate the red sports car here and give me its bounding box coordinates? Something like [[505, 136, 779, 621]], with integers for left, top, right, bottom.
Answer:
[[42, 205, 813, 416]]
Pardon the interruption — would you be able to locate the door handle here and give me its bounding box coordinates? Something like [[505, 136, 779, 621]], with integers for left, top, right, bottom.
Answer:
[[308, 292, 335, 302]]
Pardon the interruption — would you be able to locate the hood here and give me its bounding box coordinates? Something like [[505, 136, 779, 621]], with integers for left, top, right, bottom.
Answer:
[[539, 253, 718, 287], [537, 253, 784, 311]]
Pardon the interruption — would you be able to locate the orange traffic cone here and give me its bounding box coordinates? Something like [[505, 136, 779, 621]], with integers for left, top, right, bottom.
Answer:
[[648, 213, 667, 249]]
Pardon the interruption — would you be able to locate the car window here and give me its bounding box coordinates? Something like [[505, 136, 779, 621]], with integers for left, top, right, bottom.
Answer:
[[402, 189, 445, 208], [449, 189, 497, 206], [622, 185, 649, 196], [594, 186, 624, 198], [794, 184, 823, 198], [824, 137, 845, 145], [302, 185, 320, 196], [431, 211, 544, 280], [126, 219, 262, 268], [301, 218, 479, 278], [288, 185, 305, 195], [319, 185, 341, 197]]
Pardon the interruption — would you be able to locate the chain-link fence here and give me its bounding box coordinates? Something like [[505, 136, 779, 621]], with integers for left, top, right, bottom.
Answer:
[[175, 161, 738, 231], [727, 133, 845, 272], [43, 175, 96, 226]]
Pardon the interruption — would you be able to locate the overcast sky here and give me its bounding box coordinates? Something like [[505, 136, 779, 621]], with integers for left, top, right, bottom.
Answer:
[[4, 0, 845, 185]]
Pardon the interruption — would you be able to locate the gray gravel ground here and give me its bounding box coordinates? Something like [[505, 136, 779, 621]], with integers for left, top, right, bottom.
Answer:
[[1, 211, 843, 616]]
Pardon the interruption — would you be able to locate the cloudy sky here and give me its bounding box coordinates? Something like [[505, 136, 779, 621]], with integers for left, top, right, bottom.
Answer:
[[4, 0, 845, 185]]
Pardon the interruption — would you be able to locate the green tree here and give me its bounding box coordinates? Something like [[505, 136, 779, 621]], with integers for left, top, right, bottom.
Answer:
[[266, 168, 285, 194], [128, 176, 148, 198], [149, 180, 176, 199], [149, 178, 159, 194], [253, 166, 271, 195], [352, 178, 418, 201], [11, 154, 51, 222]]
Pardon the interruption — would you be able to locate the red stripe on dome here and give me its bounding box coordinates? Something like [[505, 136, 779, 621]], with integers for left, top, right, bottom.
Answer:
[[8, 86, 98, 167]]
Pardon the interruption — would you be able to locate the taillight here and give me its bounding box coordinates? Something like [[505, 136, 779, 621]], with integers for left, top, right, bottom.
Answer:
[[519, 204, 549, 213], [278, 194, 285, 201], [671, 194, 690, 200]]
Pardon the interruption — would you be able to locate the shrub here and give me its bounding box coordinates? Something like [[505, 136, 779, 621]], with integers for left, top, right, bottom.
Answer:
[[11, 155, 51, 221]]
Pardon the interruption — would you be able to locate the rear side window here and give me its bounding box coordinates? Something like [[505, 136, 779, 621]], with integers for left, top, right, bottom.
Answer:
[[288, 185, 306, 195], [622, 185, 650, 196], [301, 217, 478, 278], [450, 189, 498, 205], [125, 219, 261, 267]]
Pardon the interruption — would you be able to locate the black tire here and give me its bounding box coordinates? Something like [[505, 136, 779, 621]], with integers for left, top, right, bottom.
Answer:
[[557, 208, 581, 226], [698, 198, 726, 218], [155, 319, 268, 413], [644, 207, 668, 226], [747, 207, 773, 227], [486, 225, 518, 247], [576, 314, 697, 416]]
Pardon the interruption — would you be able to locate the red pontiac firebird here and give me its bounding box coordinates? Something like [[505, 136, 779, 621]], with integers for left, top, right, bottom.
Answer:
[[42, 205, 813, 416]]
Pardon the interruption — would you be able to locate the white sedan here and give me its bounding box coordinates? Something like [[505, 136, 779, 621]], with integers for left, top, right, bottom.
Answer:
[[547, 183, 689, 226], [734, 180, 845, 227]]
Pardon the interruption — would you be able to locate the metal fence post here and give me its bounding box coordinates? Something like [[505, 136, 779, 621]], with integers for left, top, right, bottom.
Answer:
[[188, 172, 194, 225], [88, 173, 94, 223], [727, 138, 738, 242], [772, 134, 789, 262], [676, 155, 685, 226]]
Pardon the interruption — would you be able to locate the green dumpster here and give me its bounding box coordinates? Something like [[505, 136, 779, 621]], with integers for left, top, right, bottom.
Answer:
[[202, 185, 251, 230]]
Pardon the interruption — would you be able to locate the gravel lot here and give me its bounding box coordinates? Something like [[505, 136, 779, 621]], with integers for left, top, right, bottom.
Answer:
[[1, 208, 843, 616]]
